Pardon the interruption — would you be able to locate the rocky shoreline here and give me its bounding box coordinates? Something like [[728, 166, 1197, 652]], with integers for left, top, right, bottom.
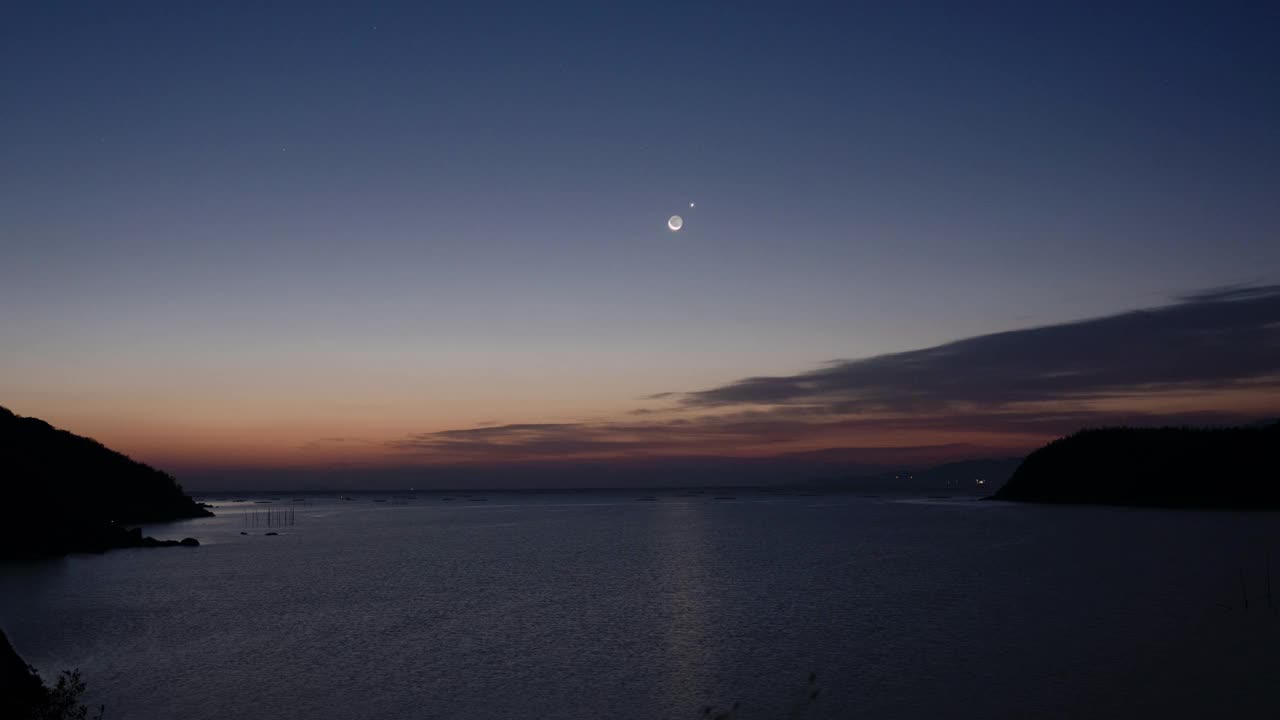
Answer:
[[3, 522, 202, 561]]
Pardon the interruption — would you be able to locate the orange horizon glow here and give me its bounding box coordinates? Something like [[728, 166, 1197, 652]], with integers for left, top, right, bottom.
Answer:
[[7, 288, 1279, 481], [8, 382, 1274, 476]]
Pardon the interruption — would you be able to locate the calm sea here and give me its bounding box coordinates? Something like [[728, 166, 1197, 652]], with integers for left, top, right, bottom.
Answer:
[[2, 491, 1278, 719]]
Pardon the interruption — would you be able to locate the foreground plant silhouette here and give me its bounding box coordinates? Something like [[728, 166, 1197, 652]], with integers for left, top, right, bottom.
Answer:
[[33, 670, 105, 720], [1, 630, 103, 720]]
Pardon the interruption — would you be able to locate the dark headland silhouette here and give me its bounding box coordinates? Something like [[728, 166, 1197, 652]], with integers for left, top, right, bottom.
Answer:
[[994, 423, 1280, 508], [0, 406, 211, 559]]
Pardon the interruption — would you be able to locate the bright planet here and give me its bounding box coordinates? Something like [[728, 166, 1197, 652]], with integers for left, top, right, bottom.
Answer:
[[668, 215, 683, 231]]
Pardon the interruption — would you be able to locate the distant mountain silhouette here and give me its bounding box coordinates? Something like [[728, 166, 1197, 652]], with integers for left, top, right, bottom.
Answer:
[[0, 406, 211, 559], [994, 423, 1280, 508]]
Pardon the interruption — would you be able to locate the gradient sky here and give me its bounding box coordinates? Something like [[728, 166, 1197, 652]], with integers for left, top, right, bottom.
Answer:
[[2, 1, 1278, 486]]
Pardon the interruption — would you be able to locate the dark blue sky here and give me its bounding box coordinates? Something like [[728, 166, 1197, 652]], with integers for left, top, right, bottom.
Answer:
[[2, 1, 1278, 478]]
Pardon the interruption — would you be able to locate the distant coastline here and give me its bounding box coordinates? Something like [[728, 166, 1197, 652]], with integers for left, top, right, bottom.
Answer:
[[0, 406, 211, 560], [993, 423, 1279, 509]]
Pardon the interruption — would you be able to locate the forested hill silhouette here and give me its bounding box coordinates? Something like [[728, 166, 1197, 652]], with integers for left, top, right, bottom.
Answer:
[[0, 406, 211, 559], [994, 423, 1280, 508]]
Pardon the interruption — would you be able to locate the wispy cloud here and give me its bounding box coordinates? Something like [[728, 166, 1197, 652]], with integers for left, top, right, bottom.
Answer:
[[387, 420, 757, 462], [377, 285, 1280, 466], [677, 284, 1280, 412]]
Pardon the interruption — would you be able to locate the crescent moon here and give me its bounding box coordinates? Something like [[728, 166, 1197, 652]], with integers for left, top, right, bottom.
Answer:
[[668, 215, 683, 231]]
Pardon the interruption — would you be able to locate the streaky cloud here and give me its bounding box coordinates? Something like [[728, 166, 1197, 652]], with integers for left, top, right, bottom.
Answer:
[[372, 286, 1280, 468], [677, 284, 1280, 411]]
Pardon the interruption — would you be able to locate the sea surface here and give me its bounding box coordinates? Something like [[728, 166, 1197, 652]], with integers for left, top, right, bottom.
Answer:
[[2, 490, 1279, 719]]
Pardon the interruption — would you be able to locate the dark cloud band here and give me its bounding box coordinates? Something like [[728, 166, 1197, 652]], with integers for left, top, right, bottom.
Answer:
[[382, 286, 1280, 464]]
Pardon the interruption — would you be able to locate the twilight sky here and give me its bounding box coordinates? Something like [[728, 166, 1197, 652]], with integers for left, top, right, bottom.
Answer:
[[2, 2, 1278, 487]]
